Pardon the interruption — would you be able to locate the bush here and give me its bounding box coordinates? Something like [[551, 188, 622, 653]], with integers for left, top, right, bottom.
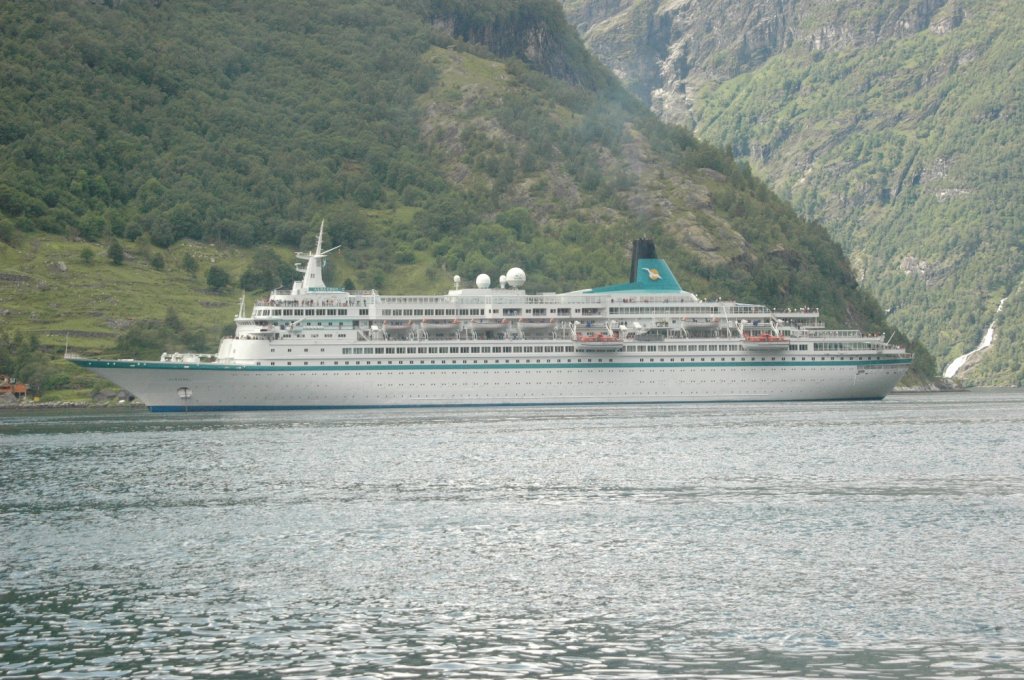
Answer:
[[107, 240, 124, 265], [206, 264, 230, 291]]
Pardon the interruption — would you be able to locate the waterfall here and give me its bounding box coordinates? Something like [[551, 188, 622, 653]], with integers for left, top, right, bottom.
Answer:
[[943, 296, 1008, 378]]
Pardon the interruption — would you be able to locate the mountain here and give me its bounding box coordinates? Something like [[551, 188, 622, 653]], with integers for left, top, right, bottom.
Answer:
[[0, 0, 931, 396], [563, 0, 1024, 385]]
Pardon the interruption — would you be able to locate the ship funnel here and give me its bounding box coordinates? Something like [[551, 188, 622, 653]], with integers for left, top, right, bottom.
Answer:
[[630, 238, 658, 283]]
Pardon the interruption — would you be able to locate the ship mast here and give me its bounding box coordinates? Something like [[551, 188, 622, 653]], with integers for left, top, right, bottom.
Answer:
[[294, 220, 342, 293]]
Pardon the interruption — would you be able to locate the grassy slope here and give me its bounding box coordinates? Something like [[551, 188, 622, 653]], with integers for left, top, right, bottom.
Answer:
[[0, 236, 247, 354]]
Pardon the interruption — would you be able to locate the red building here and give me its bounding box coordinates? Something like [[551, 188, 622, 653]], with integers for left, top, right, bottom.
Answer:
[[0, 375, 28, 398]]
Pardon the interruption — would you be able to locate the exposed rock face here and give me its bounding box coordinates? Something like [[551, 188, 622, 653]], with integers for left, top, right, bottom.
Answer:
[[430, 5, 610, 88], [565, 0, 953, 125]]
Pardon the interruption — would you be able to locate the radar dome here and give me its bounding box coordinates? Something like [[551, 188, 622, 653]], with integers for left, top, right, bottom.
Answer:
[[506, 267, 526, 289], [475, 273, 492, 289]]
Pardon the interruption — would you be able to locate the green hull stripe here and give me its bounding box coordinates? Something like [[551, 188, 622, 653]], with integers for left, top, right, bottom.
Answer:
[[71, 357, 912, 372]]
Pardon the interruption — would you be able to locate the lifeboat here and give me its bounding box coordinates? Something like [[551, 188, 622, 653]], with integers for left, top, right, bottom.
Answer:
[[420, 319, 460, 332], [517, 318, 555, 335], [383, 321, 415, 333], [573, 332, 624, 352], [466, 318, 509, 332], [741, 332, 790, 351]]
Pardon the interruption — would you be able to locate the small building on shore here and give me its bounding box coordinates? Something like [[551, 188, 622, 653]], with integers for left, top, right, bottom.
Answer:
[[0, 375, 29, 399]]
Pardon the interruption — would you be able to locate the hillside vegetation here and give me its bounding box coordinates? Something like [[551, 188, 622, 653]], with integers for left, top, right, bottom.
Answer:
[[564, 0, 1024, 385], [0, 0, 930, 399]]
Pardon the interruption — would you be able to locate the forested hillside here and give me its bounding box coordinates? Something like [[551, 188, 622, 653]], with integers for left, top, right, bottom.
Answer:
[[563, 0, 1024, 385], [0, 0, 930, 398]]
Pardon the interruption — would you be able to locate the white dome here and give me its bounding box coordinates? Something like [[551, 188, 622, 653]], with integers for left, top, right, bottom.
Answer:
[[506, 267, 526, 289], [475, 273, 492, 289]]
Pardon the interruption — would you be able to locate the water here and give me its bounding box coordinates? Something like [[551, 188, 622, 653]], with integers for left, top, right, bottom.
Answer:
[[2, 391, 1023, 678]]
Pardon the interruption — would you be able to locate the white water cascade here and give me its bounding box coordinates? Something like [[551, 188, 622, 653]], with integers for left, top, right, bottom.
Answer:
[[943, 296, 1008, 378]]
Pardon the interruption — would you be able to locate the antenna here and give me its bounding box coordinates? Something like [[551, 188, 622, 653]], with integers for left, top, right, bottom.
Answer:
[[315, 219, 325, 256]]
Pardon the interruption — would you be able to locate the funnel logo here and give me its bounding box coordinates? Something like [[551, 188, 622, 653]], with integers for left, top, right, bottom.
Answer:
[[642, 267, 662, 281]]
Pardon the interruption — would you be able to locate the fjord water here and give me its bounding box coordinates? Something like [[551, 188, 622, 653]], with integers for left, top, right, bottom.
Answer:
[[2, 391, 1023, 678]]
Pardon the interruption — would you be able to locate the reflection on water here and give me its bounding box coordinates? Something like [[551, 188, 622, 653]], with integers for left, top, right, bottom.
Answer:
[[2, 392, 1024, 677]]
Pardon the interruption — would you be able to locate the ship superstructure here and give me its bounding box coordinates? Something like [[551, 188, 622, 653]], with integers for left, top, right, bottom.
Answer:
[[71, 227, 912, 411]]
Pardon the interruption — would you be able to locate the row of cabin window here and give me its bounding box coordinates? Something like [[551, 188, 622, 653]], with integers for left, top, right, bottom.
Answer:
[[254, 356, 871, 366], [267, 343, 814, 354]]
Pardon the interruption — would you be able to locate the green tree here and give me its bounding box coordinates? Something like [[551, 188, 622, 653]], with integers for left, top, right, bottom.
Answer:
[[239, 247, 294, 291], [206, 264, 230, 291], [107, 240, 124, 265]]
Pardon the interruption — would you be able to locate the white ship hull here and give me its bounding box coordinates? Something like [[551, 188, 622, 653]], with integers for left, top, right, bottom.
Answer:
[[74, 355, 909, 411]]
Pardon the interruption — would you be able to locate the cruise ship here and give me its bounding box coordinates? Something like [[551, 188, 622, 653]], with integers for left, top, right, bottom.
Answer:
[[70, 227, 912, 411]]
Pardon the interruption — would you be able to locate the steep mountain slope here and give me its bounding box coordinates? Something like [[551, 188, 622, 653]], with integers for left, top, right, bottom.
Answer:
[[0, 0, 929, 394], [564, 0, 1024, 385]]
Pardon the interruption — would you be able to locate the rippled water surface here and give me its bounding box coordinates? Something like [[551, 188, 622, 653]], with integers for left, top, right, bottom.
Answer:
[[2, 391, 1024, 678]]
